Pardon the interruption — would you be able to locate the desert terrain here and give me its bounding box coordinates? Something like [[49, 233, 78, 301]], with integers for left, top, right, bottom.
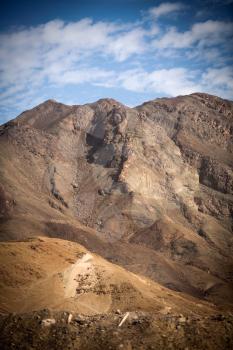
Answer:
[[0, 92, 233, 349]]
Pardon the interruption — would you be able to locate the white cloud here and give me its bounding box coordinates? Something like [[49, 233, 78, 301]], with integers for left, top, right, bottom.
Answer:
[[154, 20, 233, 49], [0, 12, 233, 120], [48, 67, 115, 85], [202, 67, 233, 96], [0, 19, 148, 90], [117, 68, 202, 96], [116, 66, 233, 100], [107, 28, 146, 62], [148, 2, 185, 18]]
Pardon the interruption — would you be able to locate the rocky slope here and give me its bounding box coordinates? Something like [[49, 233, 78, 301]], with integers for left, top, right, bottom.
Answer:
[[1, 309, 233, 350], [0, 237, 214, 315], [0, 237, 232, 350], [0, 92, 233, 310]]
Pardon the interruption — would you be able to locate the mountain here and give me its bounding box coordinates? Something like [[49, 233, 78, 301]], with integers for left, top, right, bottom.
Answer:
[[0, 93, 233, 349], [0, 236, 214, 315], [0, 237, 232, 350]]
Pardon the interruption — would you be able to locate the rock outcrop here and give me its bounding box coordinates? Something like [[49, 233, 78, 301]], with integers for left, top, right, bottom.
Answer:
[[0, 93, 232, 306]]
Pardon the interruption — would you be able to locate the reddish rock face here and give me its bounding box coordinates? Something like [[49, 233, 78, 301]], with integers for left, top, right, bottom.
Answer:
[[0, 93, 232, 306]]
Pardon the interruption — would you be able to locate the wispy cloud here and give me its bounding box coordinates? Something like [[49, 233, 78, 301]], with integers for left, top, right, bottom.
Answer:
[[106, 28, 147, 62], [148, 2, 186, 18], [154, 20, 233, 49], [116, 66, 233, 100], [201, 67, 233, 98], [117, 68, 202, 95], [0, 6, 233, 122]]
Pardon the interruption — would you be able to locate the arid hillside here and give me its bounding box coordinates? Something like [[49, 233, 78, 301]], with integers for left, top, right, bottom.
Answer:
[[0, 236, 214, 315], [0, 92, 233, 309], [0, 236, 233, 350]]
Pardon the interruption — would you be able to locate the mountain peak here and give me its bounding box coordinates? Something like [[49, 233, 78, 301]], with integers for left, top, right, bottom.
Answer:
[[0, 93, 233, 313]]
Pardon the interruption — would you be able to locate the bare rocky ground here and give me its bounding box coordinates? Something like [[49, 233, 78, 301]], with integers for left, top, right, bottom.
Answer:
[[1, 310, 233, 350], [0, 92, 233, 349], [1, 237, 232, 350]]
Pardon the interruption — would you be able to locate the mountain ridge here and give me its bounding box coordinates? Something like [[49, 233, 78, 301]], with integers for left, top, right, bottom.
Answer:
[[0, 92, 232, 309]]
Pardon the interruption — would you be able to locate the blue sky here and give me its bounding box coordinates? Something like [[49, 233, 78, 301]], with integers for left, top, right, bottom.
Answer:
[[0, 0, 233, 123]]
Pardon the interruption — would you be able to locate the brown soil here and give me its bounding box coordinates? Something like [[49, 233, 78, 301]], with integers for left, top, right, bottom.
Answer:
[[0, 93, 233, 349]]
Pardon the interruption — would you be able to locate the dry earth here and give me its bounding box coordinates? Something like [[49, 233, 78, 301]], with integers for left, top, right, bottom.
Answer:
[[0, 92, 233, 349], [0, 237, 232, 350], [0, 236, 216, 316]]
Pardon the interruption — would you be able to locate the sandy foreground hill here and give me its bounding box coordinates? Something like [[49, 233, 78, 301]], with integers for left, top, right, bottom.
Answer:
[[0, 93, 233, 349], [0, 236, 232, 350], [1, 236, 207, 315]]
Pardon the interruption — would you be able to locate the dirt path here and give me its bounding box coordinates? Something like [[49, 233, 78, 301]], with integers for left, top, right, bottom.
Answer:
[[63, 253, 93, 298]]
